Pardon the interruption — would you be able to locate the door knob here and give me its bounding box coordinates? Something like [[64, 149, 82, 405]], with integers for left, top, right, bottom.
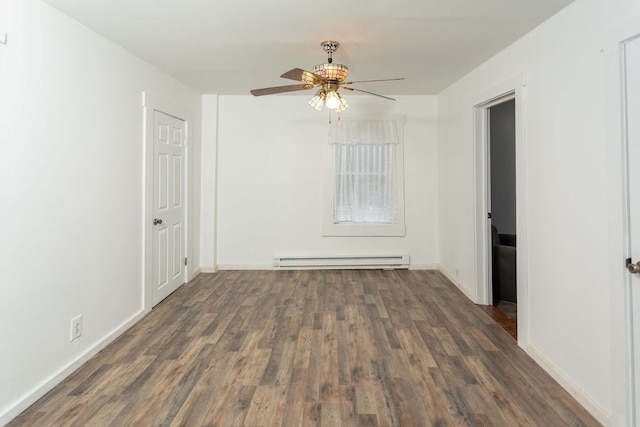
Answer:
[[153, 218, 163, 225], [626, 259, 640, 274]]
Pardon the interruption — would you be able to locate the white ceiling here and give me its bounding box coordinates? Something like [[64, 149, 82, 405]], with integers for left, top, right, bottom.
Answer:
[[43, 0, 574, 96]]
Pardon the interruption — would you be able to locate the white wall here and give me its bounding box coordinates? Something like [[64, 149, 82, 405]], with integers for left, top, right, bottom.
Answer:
[[213, 95, 438, 269], [200, 95, 218, 271], [0, 0, 202, 422], [437, 0, 640, 424]]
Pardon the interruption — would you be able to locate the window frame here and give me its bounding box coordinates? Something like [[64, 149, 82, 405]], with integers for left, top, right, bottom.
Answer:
[[322, 115, 406, 237]]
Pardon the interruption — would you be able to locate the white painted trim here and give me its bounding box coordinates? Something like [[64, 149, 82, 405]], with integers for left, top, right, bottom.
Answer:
[[218, 264, 438, 272], [473, 91, 516, 306], [473, 104, 491, 305], [216, 264, 273, 271], [142, 92, 195, 310], [525, 344, 611, 426], [619, 35, 638, 427], [472, 75, 530, 349], [200, 266, 218, 273], [323, 223, 406, 237], [0, 309, 147, 425]]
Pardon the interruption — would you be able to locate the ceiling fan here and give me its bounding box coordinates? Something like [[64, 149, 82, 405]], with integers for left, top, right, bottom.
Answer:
[[250, 41, 404, 112]]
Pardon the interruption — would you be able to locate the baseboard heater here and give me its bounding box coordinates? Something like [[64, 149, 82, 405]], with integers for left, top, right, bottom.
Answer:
[[272, 255, 410, 270]]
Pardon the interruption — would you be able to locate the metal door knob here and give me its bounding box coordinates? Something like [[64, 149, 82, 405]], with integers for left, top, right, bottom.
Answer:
[[627, 260, 640, 274], [153, 218, 163, 225]]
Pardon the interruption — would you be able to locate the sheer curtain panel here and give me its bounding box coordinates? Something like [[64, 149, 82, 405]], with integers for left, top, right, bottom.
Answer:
[[329, 120, 399, 224]]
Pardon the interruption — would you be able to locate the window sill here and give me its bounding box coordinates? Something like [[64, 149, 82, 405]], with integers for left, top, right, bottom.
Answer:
[[322, 223, 406, 237]]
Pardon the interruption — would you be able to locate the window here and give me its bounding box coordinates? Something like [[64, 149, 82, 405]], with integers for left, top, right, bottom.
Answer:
[[323, 118, 406, 236]]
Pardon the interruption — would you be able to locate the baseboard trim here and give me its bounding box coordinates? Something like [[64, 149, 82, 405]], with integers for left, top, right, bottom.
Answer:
[[217, 264, 273, 270], [217, 263, 439, 271], [525, 344, 610, 426], [437, 264, 475, 301], [200, 266, 218, 273], [0, 308, 148, 425]]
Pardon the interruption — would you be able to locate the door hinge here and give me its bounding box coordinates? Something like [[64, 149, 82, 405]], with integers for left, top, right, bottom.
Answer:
[[184, 257, 188, 266], [488, 212, 492, 219]]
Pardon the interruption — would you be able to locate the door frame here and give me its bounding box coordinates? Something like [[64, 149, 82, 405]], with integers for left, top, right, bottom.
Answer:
[[620, 33, 640, 425], [601, 16, 640, 424], [142, 92, 193, 311], [605, 22, 640, 425], [473, 75, 529, 347]]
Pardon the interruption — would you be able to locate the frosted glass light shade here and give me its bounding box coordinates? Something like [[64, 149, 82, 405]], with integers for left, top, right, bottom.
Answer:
[[325, 91, 341, 109]]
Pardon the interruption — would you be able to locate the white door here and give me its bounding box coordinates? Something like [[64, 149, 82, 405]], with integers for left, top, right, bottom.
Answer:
[[152, 110, 186, 306], [624, 34, 640, 420]]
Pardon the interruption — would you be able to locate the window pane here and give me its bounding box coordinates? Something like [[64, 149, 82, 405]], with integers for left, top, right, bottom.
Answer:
[[333, 143, 397, 224]]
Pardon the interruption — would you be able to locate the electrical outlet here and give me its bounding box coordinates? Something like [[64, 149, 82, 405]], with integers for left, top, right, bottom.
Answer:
[[70, 315, 82, 341]]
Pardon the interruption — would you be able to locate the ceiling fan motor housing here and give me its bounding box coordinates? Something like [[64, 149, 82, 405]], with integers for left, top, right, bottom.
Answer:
[[312, 63, 349, 82]]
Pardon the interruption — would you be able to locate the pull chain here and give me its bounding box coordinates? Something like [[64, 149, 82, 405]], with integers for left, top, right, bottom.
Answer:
[[328, 111, 342, 125]]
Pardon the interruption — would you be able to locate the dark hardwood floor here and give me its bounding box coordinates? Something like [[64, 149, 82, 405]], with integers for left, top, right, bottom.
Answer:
[[479, 301, 518, 340], [8, 270, 600, 426]]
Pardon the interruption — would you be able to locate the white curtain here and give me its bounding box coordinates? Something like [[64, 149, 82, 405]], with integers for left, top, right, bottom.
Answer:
[[328, 120, 399, 224]]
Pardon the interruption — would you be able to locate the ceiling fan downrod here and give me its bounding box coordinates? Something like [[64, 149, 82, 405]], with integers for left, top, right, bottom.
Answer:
[[321, 40, 339, 64]]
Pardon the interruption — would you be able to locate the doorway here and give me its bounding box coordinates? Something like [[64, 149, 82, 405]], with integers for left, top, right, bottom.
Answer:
[[474, 87, 525, 343], [488, 99, 517, 331]]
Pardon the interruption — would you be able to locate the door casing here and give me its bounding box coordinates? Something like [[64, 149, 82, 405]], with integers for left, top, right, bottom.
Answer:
[[603, 18, 640, 426], [618, 31, 640, 426], [473, 76, 528, 348]]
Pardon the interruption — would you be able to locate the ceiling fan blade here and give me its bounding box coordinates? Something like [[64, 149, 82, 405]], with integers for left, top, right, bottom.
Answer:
[[250, 83, 314, 96], [341, 86, 396, 101], [342, 77, 405, 85], [280, 68, 326, 85]]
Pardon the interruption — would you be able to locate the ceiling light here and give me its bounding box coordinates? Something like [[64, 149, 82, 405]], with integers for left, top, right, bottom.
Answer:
[[309, 89, 326, 111], [334, 92, 348, 112], [250, 40, 402, 112], [325, 90, 341, 109]]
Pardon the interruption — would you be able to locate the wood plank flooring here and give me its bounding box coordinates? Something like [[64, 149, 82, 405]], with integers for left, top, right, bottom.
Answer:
[[8, 270, 600, 426], [478, 303, 517, 341]]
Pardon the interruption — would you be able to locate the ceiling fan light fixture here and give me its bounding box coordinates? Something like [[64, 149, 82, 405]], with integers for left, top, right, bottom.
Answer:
[[334, 92, 349, 112], [325, 90, 341, 109], [251, 40, 402, 112], [309, 89, 326, 111]]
